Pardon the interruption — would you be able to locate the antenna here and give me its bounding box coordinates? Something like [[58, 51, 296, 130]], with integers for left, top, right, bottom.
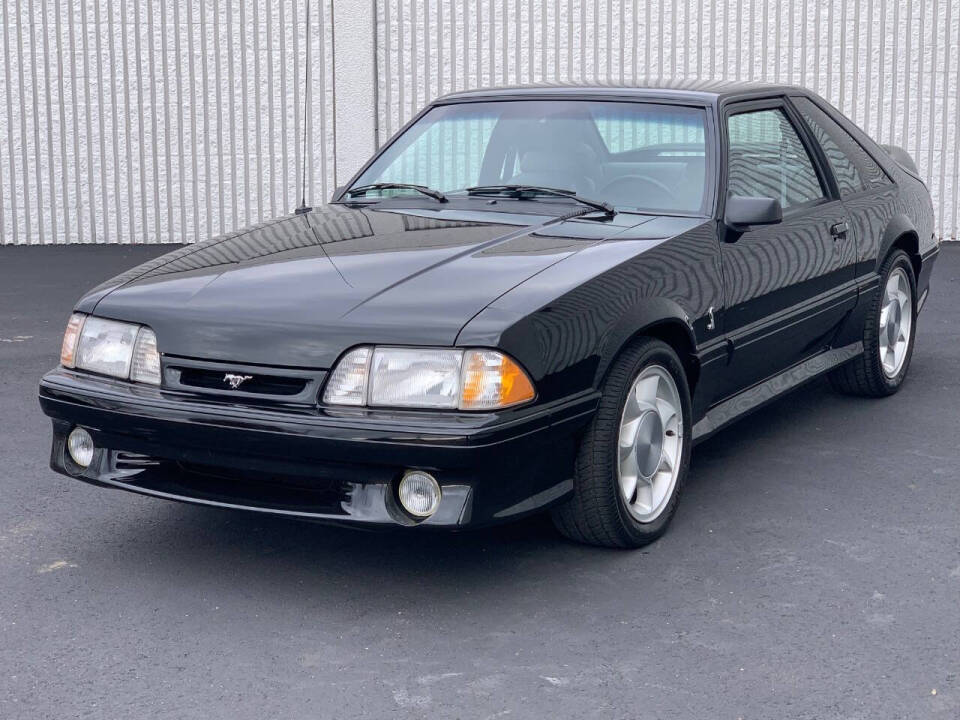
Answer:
[[295, 0, 312, 215]]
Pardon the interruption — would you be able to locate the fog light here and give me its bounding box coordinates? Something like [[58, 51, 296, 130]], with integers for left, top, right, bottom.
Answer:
[[67, 427, 95, 468], [398, 471, 441, 518]]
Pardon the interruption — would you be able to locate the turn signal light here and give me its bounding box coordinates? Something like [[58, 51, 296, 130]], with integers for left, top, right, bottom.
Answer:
[[460, 350, 536, 410], [60, 313, 86, 368]]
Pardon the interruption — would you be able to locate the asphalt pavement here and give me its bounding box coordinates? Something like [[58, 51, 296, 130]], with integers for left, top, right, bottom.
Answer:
[[1, 243, 958, 719]]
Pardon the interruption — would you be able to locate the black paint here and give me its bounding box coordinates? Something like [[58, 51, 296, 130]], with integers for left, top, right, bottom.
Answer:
[[39, 83, 939, 530]]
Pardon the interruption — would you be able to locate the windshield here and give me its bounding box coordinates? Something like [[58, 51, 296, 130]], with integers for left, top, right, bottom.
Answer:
[[350, 100, 710, 215]]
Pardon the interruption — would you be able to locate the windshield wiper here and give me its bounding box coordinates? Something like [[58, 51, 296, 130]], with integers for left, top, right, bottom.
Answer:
[[465, 185, 614, 216], [345, 182, 447, 202]]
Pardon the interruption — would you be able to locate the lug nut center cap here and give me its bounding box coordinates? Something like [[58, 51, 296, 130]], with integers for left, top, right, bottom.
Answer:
[[634, 410, 664, 480]]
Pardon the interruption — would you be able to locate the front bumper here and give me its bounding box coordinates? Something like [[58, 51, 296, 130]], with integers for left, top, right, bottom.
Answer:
[[39, 368, 597, 528]]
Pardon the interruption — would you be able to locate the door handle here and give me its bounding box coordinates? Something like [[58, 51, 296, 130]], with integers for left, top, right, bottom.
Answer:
[[830, 221, 849, 239]]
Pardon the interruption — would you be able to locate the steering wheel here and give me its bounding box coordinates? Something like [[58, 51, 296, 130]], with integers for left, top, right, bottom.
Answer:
[[600, 175, 675, 209]]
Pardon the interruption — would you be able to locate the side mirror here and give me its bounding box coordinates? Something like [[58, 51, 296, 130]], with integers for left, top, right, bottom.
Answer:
[[332, 185, 348, 202], [724, 195, 783, 230]]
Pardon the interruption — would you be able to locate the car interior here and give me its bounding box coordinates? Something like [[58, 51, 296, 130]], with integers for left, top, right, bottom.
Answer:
[[480, 106, 708, 214]]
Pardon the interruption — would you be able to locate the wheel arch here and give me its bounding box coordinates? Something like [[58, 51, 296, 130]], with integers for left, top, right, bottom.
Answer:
[[595, 299, 700, 395], [878, 214, 922, 279]]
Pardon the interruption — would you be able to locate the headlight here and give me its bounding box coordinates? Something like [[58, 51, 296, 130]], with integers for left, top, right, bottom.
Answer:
[[369, 347, 463, 408], [62, 314, 161, 385], [74, 316, 140, 378], [323, 346, 535, 410]]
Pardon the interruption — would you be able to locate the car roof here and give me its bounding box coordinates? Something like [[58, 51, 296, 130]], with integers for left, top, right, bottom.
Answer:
[[436, 79, 810, 106]]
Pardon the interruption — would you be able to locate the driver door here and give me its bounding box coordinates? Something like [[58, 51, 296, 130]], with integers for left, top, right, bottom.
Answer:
[[716, 100, 857, 400]]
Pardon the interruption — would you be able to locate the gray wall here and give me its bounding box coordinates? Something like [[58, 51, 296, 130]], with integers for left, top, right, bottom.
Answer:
[[1, 0, 958, 245]]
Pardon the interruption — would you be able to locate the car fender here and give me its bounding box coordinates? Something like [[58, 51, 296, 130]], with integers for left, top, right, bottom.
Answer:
[[594, 297, 698, 388], [876, 213, 919, 273]]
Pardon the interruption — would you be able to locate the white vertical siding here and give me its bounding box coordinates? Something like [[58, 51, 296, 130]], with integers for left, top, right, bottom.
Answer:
[[378, 0, 960, 241], [0, 0, 335, 245], [1, 1, 957, 245]]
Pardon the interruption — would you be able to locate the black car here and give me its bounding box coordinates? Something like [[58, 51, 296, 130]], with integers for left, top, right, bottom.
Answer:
[[39, 81, 939, 548]]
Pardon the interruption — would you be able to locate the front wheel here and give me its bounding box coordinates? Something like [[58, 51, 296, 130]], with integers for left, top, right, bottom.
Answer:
[[551, 338, 692, 548], [829, 249, 917, 397]]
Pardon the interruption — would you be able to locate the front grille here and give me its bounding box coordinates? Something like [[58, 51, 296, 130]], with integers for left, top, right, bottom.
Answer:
[[177, 367, 307, 396], [162, 356, 327, 405]]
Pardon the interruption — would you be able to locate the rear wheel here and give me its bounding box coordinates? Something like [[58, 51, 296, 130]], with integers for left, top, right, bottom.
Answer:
[[552, 338, 691, 548], [829, 249, 917, 397]]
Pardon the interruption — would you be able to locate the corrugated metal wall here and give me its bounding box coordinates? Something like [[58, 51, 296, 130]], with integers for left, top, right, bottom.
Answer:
[[378, 0, 960, 241], [0, 0, 335, 245], [1, 1, 957, 245]]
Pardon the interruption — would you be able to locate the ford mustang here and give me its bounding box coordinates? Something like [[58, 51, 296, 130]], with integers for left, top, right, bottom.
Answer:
[[39, 81, 939, 547]]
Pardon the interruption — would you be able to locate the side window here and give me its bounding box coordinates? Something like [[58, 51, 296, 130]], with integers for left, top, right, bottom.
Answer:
[[792, 96, 892, 191], [727, 108, 825, 210], [793, 99, 863, 195]]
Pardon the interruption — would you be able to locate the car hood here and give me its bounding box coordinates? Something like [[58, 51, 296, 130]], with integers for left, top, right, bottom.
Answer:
[[83, 205, 656, 368]]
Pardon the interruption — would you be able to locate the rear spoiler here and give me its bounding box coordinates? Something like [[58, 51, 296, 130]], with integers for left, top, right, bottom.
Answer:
[[881, 144, 920, 177]]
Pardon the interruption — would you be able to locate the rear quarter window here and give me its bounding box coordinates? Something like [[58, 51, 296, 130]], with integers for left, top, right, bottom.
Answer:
[[792, 96, 892, 191]]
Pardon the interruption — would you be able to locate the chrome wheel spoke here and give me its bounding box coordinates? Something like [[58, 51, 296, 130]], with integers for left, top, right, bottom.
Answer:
[[879, 302, 892, 328], [893, 339, 907, 371], [619, 417, 641, 450], [650, 470, 672, 508], [894, 274, 909, 305], [619, 470, 638, 504], [622, 390, 642, 423], [618, 445, 636, 478], [658, 448, 674, 473], [884, 347, 895, 371], [635, 374, 660, 405], [656, 397, 678, 429], [634, 479, 654, 513]]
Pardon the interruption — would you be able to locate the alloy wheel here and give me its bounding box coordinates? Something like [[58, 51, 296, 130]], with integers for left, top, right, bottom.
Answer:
[[879, 267, 912, 378], [617, 365, 683, 523]]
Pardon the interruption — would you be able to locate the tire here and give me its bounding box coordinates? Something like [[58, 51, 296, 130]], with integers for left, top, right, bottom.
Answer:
[[551, 338, 692, 548], [829, 249, 917, 397]]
